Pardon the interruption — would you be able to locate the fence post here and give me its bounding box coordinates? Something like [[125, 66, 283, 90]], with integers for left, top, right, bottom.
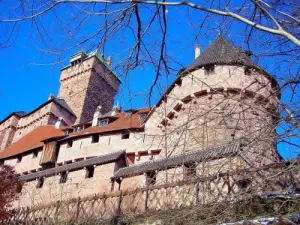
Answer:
[[116, 190, 123, 217], [76, 197, 81, 219], [54, 200, 60, 223], [145, 188, 149, 211], [195, 181, 200, 205]]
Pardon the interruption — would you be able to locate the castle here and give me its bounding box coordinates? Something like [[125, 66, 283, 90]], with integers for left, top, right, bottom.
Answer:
[[0, 36, 282, 208]]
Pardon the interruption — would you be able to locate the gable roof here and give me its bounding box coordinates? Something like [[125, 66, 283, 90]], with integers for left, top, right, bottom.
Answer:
[[113, 141, 241, 179], [185, 36, 260, 73], [0, 126, 64, 159], [19, 150, 126, 181], [0, 98, 75, 125], [62, 107, 151, 140]]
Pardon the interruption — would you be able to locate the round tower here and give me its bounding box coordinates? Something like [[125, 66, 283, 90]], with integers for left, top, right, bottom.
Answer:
[[148, 36, 280, 167]]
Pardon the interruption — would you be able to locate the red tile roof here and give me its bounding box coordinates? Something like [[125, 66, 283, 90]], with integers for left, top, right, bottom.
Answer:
[[0, 126, 64, 159], [65, 107, 151, 139], [0, 108, 151, 159]]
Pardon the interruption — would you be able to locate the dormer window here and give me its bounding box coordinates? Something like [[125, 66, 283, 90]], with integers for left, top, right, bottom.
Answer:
[[125, 111, 132, 117], [98, 119, 108, 126], [139, 113, 147, 120], [204, 65, 215, 75]]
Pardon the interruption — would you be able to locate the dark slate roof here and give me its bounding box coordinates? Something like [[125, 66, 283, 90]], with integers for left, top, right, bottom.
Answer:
[[113, 142, 241, 179], [0, 111, 27, 124], [0, 98, 75, 125], [185, 36, 260, 72], [53, 98, 75, 115], [19, 150, 125, 181], [14, 111, 27, 117]]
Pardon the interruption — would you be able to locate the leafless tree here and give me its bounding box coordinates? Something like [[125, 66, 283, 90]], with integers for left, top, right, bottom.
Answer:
[[0, 0, 299, 223]]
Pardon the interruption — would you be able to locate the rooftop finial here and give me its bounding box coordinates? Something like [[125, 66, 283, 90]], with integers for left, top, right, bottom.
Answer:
[[195, 44, 200, 59]]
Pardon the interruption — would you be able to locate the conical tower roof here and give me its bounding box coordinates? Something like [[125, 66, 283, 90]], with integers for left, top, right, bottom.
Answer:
[[186, 36, 260, 72]]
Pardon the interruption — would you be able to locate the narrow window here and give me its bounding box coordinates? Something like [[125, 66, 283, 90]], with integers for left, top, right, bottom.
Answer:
[[85, 166, 95, 179], [59, 171, 68, 184], [36, 177, 44, 189], [204, 65, 215, 75], [121, 132, 130, 140], [184, 163, 197, 179], [67, 140, 73, 148], [244, 67, 251, 75], [91, 134, 99, 143], [16, 183, 22, 193], [17, 156, 22, 163], [33, 151, 38, 158], [146, 171, 156, 186], [161, 119, 168, 127]]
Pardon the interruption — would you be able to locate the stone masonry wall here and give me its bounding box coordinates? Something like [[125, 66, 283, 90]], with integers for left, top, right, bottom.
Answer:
[[58, 56, 120, 124], [16, 163, 116, 208], [145, 65, 279, 166]]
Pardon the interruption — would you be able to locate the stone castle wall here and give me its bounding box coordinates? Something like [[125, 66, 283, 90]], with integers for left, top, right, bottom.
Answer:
[[1, 63, 280, 210], [16, 162, 116, 208]]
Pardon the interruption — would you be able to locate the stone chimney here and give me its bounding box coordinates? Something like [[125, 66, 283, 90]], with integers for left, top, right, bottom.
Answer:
[[195, 44, 200, 59], [48, 94, 54, 100], [111, 105, 121, 116], [55, 117, 64, 129], [107, 56, 112, 67], [92, 106, 102, 126]]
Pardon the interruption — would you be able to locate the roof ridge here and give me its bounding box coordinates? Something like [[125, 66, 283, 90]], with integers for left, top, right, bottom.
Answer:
[[119, 141, 240, 171], [185, 36, 260, 73]]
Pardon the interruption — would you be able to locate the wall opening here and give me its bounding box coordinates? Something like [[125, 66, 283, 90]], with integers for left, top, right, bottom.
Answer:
[[36, 177, 44, 189], [59, 171, 68, 184], [204, 65, 215, 75], [121, 132, 130, 140], [85, 166, 95, 178], [91, 134, 99, 143], [146, 171, 156, 186], [67, 140, 73, 148]]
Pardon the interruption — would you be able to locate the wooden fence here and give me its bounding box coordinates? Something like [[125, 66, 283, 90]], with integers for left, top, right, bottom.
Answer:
[[3, 162, 300, 225]]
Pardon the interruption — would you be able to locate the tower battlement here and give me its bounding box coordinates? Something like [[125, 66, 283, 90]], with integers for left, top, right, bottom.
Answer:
[[58, 50, 121, 124]]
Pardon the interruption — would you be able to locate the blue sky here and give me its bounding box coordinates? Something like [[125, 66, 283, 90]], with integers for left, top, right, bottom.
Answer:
[[0, 3, 298, 159]]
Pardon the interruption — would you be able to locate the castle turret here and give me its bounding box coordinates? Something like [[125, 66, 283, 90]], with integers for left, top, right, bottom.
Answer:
[[148, 36, 280, 166], [58, 50, 121, 124]]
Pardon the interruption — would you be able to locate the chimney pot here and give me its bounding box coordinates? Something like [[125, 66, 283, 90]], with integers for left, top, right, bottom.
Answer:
[[48, 94, 54, 100], [107, 56, 112, 67], [195, 44, 200, 59], [55, 117, 63, 129]]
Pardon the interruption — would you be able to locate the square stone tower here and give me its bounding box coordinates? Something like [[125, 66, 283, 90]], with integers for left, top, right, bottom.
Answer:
[[58, 50, 121, 124]]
